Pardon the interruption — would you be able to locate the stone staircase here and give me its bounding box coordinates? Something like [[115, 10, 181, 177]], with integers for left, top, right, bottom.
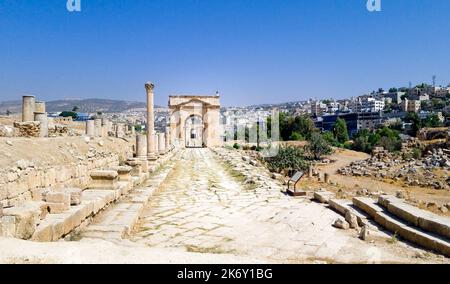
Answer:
[[352, 196, 450, 257], [313, 189, 450, 257]]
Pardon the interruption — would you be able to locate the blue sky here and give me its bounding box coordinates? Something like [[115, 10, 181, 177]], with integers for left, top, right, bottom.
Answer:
[[1, 0, 449, 106]]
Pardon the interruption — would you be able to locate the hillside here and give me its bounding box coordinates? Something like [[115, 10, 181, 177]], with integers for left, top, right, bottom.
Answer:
[[0, 98, 163, 114]]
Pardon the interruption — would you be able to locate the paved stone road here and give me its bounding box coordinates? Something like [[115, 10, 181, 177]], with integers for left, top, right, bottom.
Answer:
[[130, 148, 444, 263]]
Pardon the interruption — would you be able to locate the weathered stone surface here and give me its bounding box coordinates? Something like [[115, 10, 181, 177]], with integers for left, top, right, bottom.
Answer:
[[345, 210, 359, 229], [46, 202, 70, 214], [314, 190, 335, 204], [45, 192, 71, 206], [64, 188, 83, 206], [2, 202, 41, 239], [333, 218, 350, 230]]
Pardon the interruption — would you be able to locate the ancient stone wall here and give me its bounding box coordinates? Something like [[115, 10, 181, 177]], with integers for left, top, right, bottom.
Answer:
[[0, 138, 132, 208]]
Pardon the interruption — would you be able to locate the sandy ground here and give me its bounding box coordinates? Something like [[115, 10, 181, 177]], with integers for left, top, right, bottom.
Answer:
[[309, 148, 450, 215], [0, 237, 263, 264]]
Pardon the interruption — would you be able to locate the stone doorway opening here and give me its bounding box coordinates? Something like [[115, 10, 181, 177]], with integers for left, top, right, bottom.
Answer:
[[185, 115, 204, 148]]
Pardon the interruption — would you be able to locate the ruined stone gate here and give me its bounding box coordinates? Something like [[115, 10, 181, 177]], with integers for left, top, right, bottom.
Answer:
[[168, 96, 221, 148]]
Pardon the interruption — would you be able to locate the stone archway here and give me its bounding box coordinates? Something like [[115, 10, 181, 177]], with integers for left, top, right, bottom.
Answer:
[[185, 115, 204, 148], [168, 95, 221, 148]]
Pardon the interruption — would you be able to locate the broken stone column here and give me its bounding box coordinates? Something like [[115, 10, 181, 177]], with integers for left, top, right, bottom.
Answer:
[[86, 120, 95, 137], [35, 101, 46, 113], [165, 128, 171, 152], [145, 82, 157, 160], [101, 118, 110, 137], [324, 173, 330, 184], [116, 123, 125, 138], [158, 132, 166, 155], [308, 166, 313, 178], [136, 134, 147, 158], [34, 112, 48, 137], [22, 95, 36, 122], [94, 118, 102, 137]]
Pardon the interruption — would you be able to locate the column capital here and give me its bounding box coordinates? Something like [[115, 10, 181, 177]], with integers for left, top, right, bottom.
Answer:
[[145, 82, 155, 92]]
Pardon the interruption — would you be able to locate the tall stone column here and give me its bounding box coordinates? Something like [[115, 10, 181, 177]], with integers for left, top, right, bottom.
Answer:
[[22, 95, 36, 122], [158, 132, 166, 155], [86, 120, 95, 137], [136, 134, 147, 158], [35, 101, 46, 113], [145, 82, 157, 160], [34, 112, 48, 137], [94, 118, 102, 137]]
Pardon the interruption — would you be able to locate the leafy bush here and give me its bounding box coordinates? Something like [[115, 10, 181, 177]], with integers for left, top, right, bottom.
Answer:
[[265, 146, 309, 174], [289, 131, 305, 141], [233, 143, 240, 149]]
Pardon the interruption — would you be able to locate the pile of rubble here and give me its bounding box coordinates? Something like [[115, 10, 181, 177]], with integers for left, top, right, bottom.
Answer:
[[338, 147, 450, 190], [13, 121, 40, 137], [48, 125, 71, 137]]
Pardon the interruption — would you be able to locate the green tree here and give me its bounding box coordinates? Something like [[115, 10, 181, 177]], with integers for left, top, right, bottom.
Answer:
[[322, 131, 337, 146], [59, 111, 78, 119], [352, 130, 372, 153], [389, 87, 398, 93], [404, 112, 422, 136], [306, 132, 333, 160], [292, 115, 316, 140], [333, 118, 349, 144], [424, 114, 443, 128]]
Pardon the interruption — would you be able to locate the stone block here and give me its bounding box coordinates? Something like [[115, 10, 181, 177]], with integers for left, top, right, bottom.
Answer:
[[314, 190, 335, 204], [2, 203, 41, 239], [0, 215, 16, 237], [89, 170, 118, 189], [45, 192, 71, 206], [64, 188, 83, 206]]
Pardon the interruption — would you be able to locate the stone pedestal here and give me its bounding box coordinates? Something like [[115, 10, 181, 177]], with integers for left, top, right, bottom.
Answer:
[[114, 166, 132, 182], [158, 132, 166, 155], [34, 112, 48, 137], [86, 120, 95, 137], [136, 134, 147, 158], [22, 95, 36, 122], [89, 170, 118, 189]]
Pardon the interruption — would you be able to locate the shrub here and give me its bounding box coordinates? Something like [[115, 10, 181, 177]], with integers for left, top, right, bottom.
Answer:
[[233, 143, 240, 149], [265, 146, 309, 174], [289, 131, 305, 141]]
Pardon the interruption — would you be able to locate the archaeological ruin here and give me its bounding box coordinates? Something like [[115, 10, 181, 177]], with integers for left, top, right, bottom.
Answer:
[[0, 82, 449, 264]]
